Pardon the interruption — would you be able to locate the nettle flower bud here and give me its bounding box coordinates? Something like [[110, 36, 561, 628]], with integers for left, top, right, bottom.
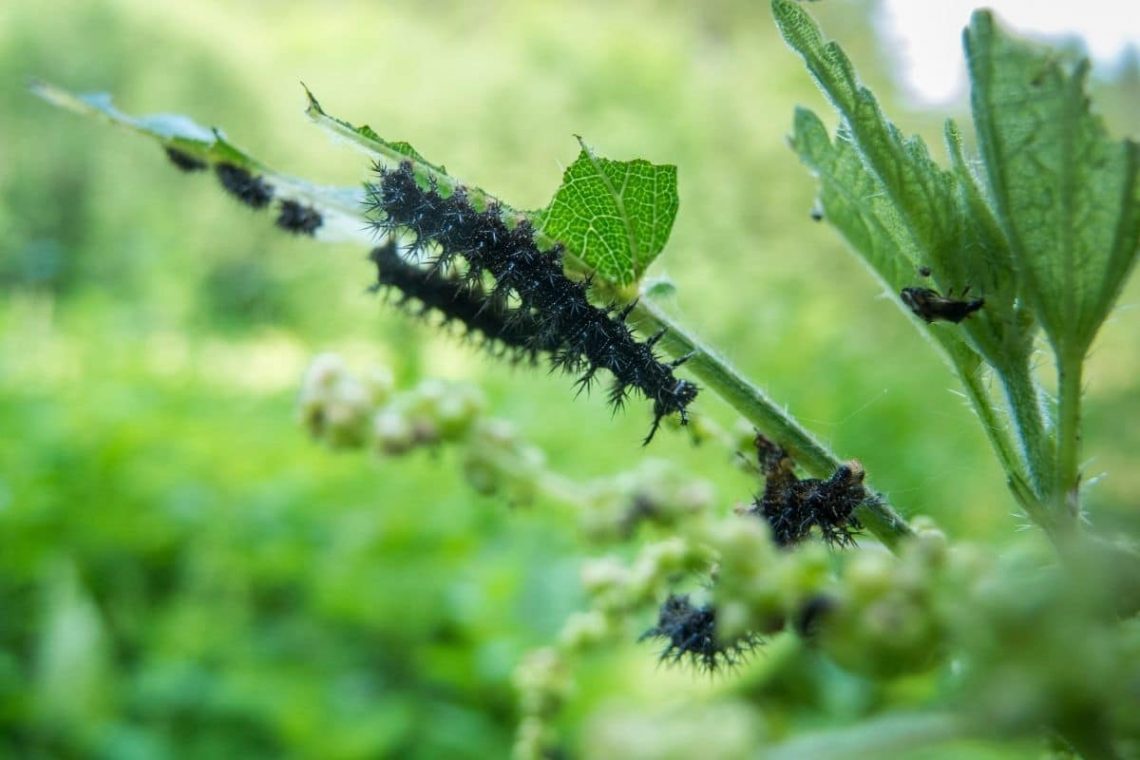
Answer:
[[372, 408, 416, 455], [580, 461, 715, 542], [818, 543, 945, 677], [628, 538, 707, 602], [460, 420, 546, 502], [369, 379, 487, 457], [513, 647, 570, 718], [580, 557, 633, 613], [558, 610, 612, 652], [711, 519, 830, 638], [432, 386, 485, 440], [297, 353, 373, 447], [512, 647, 572, 760], [362, 366, 395, 407]]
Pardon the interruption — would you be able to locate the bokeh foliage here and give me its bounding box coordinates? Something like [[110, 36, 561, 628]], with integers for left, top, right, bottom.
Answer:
[[2, 0, 1139, 756]]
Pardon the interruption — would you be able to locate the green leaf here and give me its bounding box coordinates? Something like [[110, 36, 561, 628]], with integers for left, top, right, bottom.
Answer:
[[778, 2, 1058, 508], [535, 138, 678, 286], [302, 84, 448, 176], [772, 0, 954, 254], [791, 107, 981, 373], [792, 109, 917, 287], [774, 1, 1043, 368], [31, 81, 369, 242], [965, 11, 1140, 357]]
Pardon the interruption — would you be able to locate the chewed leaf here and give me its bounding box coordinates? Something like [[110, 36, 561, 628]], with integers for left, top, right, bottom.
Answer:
[[31, 80, 214, 149], [536, 138, 679, 287], [31, 81, 369, 242], [965, 11, 1140, 357], [302, 85, 447, 175]]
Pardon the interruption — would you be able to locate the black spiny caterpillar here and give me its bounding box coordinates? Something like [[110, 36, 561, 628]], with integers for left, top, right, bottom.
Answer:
[[369, 241, 560, 363], [640, 594, 761, 672], [164, 147, 207, 173], [750, 434, 865, 547], [364, 161, 698, 443], [276, 199, 324, 236], [215, 162, 274, 209]]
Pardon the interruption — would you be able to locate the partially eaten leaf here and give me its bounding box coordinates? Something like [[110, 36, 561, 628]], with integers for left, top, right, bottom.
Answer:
[[536, 138, 679, 287]]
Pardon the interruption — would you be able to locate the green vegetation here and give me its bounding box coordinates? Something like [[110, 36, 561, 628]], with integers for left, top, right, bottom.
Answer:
[[5, 0, 1140, 757]]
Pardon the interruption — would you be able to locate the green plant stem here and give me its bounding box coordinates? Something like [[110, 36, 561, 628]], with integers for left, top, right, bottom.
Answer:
[[956, 366, 1048, 525], [1054, 350, 1084, 522], [996, 357, 1054, 500], [630, 295, 913, 550]]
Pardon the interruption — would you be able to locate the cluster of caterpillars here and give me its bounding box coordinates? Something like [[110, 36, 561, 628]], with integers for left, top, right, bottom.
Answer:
[[162, 147, 698, 442], [748, 433, 866, 548], [364, 161, 698, 443], [641, 434, 866, 671], [165, 147, 324, 237]]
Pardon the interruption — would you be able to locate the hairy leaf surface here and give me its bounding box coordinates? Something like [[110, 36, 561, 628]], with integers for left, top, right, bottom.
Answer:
[[536, 138, 679, 286], [965, 11, 1140, 357]]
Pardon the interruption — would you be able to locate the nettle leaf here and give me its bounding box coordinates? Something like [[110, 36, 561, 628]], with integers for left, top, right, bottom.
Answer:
[[792, 108, 982, 373], [965, 11, 1140, 357], [536, 138, 679, 287], [32, 80, 216, 153], [943, 120, 1036, 355], [303, 85, 448, 177], [774, 0, 1030, 370], [31, 81, 368, 241], [771, 0, 957, 255], [792, 109, 918, 287]]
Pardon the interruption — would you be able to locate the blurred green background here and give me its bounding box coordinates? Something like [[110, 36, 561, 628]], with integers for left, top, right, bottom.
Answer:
[[1, 0, 1137, 757]]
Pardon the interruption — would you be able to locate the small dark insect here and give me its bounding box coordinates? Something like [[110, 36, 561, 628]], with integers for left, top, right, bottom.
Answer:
[[900, 286, 984, 324], [749, 433, 865, 547], [275, 199, 323, 236], [215, 162, 274, 209], [640, 594, 761, 672], [164, 146, 207, 173], [918, 265, 932, 277], [810, 201, 824, 222]]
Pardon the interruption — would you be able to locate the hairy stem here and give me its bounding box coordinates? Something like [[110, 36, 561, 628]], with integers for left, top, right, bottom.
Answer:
[[630, 295, 913, 549], [997, 356, 1054, 500], [957, 364, 1055, 532], [1054, 350, 1084, 523]]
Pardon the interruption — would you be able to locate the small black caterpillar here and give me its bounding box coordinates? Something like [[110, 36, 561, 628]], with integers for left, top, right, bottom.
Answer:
[[164, 146, 207, 173], [369, 241, 560, 363], [749, 434, 865, 547], [640, 594, 761, 672], [364, 161, 698, 443], [215, 162, 274, 209], [276, 199, 324, 236]]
